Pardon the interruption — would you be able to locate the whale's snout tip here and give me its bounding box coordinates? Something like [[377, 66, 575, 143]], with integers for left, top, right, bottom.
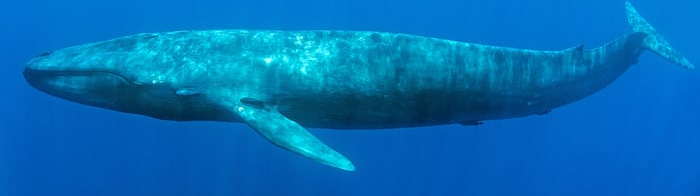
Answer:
[[24, 53, 45, 84], [22, 66, 30, 80], [23, 62, 38, 85], [22, 64, 45, 90]]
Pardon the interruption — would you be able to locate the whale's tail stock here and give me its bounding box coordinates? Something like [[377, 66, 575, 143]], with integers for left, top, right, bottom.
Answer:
[[625, 1, 695, 69]]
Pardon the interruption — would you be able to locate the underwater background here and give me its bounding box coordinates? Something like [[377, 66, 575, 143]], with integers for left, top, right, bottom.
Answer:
[[2, 0, 700, 195]]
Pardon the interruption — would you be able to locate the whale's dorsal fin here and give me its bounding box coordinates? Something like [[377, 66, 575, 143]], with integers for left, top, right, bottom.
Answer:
[[458, 121, 483, 126], [562, 44, 584, 54], [562, 44, 585, 63], [225, 100, 355, 171]]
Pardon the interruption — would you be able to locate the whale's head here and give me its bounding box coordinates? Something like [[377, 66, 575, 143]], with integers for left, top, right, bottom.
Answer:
[[23, 43, 140, 110], [22, 34, 212, 120]]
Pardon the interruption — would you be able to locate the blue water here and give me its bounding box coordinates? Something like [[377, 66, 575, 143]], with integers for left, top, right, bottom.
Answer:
[[2, 0, 699, 195]]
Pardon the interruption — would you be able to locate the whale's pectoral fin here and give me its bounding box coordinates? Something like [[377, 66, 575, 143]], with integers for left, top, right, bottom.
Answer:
[[227, 102, 355, 171]]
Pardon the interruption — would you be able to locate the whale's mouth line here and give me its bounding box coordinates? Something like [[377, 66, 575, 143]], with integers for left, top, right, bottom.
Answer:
[[23, 68, 137, 86]]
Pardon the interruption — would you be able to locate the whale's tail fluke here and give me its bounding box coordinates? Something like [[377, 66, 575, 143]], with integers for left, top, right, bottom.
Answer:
[[625, 1, 694, 69]]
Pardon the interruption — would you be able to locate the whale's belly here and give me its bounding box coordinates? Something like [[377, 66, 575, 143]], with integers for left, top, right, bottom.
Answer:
[[276, 89, 511, 129]]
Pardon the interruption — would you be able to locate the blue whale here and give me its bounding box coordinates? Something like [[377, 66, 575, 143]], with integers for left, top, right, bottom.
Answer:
[[23, 2, 693, 171]]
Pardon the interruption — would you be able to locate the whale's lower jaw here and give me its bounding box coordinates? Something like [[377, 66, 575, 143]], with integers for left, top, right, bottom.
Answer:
[[23, 68, 134, 108]]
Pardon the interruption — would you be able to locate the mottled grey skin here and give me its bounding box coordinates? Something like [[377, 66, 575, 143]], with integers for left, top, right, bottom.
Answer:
[[22, 31, 643, 127], [23, 2, 693, 171]]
